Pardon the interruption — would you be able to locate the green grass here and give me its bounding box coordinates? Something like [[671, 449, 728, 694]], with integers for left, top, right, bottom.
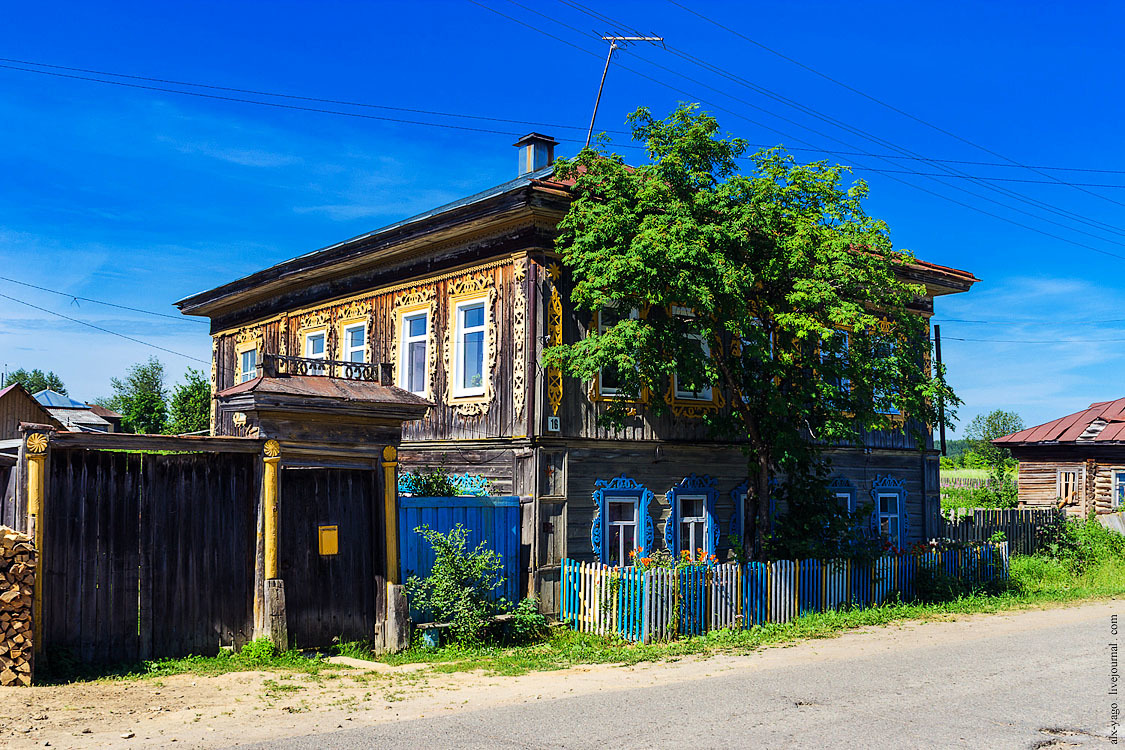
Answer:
[[39, 553, 1124, 685]]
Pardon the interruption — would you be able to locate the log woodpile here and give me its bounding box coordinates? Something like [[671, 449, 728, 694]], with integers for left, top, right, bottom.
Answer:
[[0, 526, 35, 686]]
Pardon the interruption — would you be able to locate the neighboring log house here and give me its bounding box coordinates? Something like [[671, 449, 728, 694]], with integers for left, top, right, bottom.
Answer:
[[176, 134, 979, 609], [994, 398, 1125, 517]]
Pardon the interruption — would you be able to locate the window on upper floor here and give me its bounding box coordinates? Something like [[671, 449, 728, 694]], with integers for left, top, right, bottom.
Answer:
[[820, 329, 850, 408], [304, 330, 327, 375], [598, 304, 639, 397], [453, 298, 487, 398], [873, 334, 900, 416], [399, 311, 429, 395], [672, 306, 713, 401], [238, 348, 258, 384], [342, 322, 367, 363]]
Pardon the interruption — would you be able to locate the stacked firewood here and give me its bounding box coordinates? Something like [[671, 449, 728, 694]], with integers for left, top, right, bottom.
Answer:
[[0, 527, 35, 686]]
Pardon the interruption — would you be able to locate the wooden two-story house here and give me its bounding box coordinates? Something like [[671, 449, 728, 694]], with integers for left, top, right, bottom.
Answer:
[[177, 134, 978, 608]]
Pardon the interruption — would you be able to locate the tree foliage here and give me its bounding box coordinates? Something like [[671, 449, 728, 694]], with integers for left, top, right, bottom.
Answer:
[[102, 357, 168, 434], [546, 105, 958, 559], [963, 409, 1024, 470], [168, 367, 211, 435], [5, 368, 67, 395]]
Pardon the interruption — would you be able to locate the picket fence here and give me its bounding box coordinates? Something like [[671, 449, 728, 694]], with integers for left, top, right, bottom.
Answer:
[[560, 543, 1009, 643]]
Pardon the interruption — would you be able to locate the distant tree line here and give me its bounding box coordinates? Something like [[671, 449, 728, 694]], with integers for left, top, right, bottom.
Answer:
[[6, 357, 210, 435]]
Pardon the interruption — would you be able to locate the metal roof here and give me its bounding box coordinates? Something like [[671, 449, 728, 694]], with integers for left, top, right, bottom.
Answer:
[[33, 389, 89, 408], [994, 397, 1125, 445]]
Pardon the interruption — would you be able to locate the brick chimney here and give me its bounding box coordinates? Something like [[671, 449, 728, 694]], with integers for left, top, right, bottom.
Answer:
[[514, 133, 557, 176]]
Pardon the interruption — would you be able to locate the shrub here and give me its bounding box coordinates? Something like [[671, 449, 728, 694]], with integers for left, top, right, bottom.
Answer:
[[913, 563, 972, 603], [404, 524, 505, 644], [400, 468, 460, 497], [505, 598, 549, 645], [1038, 513, 1125, 573], [237, 637, 278, 665]]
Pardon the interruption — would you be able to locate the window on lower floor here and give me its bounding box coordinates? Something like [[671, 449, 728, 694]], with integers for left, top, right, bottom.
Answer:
[[607, 499, 638, 566], [1114, 471, 1125, 509], [1058, 470, 1078, 503], [834, 490, 856, 514], [678, 495, 707, 554], [877, 492, 901, 545]]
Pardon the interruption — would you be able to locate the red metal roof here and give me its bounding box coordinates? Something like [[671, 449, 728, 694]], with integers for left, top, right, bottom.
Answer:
[[994, 397, 1125, 445]]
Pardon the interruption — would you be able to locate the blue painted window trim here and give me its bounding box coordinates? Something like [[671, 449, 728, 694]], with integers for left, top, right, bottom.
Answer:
[[870, 474, 908, 547], [591, 474, 655, 564], [664, 474, 720, 556], [828, 476, 857, 513], [730, 480, 777, 537]]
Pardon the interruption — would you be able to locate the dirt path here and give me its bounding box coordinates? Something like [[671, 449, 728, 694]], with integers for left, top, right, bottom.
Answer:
[[0, 600, 1117, 749]]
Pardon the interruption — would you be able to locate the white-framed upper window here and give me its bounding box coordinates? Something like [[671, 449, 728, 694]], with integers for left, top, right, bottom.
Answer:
[[399, 311, 429, 395], [1058, 470, 1078, 504], [678, 495, 707, 554], [672, 306, 712, 401], [1114, 471, 1125, 509], [238, 348, 258, 384], [598, 304, 639, 397], [877, 492, 901, 545], [607, 498, 638, 566], [342, 322, 367, 363], [453, 298, 487, 397], [304, 330, 327, 375]]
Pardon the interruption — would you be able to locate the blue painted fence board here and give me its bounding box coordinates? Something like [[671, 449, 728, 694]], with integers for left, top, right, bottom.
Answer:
[[399, 495, 521, 620]]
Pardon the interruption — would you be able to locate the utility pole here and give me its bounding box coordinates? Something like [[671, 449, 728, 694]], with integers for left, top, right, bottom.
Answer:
[[935, 324, 947, 456], [585, 35, 664, 149]]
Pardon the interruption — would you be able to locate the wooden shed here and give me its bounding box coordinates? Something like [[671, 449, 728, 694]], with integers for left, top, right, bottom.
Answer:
[[994, 397, 1125, 516]]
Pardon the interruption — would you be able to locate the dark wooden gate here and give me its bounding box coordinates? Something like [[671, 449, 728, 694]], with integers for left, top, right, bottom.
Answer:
[[42, 449, 257, 664], [279, 467, 382, 648]]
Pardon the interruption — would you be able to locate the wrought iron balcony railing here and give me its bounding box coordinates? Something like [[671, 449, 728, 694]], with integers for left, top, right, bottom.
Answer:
[[261, 353, 392, 384]]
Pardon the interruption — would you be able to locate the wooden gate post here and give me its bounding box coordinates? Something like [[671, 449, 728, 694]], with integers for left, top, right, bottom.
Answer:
[[261, 440, 287, 651], [381, 445, 409, 652], [23, 429, 49, 664]]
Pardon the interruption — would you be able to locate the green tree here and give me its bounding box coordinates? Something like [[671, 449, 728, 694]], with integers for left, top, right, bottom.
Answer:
[[5, 367, 67, 395], [168, 368, 211, 434], [963, 409, 1024, 471], [102, 357, 168, 434], [545, 105, 957, 560]]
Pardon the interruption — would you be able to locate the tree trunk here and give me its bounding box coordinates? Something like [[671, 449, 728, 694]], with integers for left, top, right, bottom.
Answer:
[[746, 450, 772, 562]]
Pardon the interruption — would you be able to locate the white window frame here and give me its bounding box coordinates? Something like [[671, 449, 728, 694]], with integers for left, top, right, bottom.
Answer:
[[304, 330, 327, 375], [238, 347, 258, 384], [1057, 469, 1078, 503], [678, 494, 708, 554], [1114, 471, 1125, 510], [598, 304, 639, 397], [607, 498, 639, 566], [399, 310, 429, 395], [877, 491, 902, 546], [672, 306, 713, 401], [342, 322, 367, 364], [835, 490, 856, 514], [453, 297, 488, 398]]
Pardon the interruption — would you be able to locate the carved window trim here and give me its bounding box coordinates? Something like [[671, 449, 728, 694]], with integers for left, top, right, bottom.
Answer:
[[870, 474, 908, 547], [336, 299, 373, 368], [591, 474, 655, 565], [233, 327, 263, 384], [588, 306, 650, 406], [664, 474, 720, 556], [443, 272, 498, 417]]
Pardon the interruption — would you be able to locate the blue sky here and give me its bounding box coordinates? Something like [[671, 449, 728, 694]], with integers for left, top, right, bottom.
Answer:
[[1, 1, 1122, 435]]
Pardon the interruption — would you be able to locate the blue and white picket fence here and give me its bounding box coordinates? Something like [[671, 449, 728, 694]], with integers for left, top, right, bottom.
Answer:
[[560, 543, 1008, 643]]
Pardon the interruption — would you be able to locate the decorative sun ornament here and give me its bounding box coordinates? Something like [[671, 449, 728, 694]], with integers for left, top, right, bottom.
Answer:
[[263, 439, 281, 458], [547, 262, 562, 282], [26, 433, 48, 454]]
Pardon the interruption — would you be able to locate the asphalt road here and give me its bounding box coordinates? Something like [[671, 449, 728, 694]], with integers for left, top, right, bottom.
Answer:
[[239, 604, 1121, 749]]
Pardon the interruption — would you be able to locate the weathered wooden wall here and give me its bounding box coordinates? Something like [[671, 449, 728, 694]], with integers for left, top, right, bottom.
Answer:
[[0, 388, 54, 441], [1017, 460, 1086, 510], [42, 449, 258, 664]]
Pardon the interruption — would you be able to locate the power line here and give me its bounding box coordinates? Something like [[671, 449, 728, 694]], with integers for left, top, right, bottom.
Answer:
[[935, 316, 1125, 325], [0, 291, 214, 367], [482, 0, 1125, 260], [0, 274, 207, 323], [664, 0, 1125, 211], [558, 0, 1125, 241], [944, 335, 1125, 344]]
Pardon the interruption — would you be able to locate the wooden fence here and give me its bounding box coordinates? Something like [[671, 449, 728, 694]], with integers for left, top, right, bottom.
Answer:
[[938, 508, 1059, 555], [42, 448, 258, 664], [560, 543, 1009, 643]]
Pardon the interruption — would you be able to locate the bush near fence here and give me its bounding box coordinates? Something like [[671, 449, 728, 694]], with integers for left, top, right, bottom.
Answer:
[[560, 543, 1009, 644]]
